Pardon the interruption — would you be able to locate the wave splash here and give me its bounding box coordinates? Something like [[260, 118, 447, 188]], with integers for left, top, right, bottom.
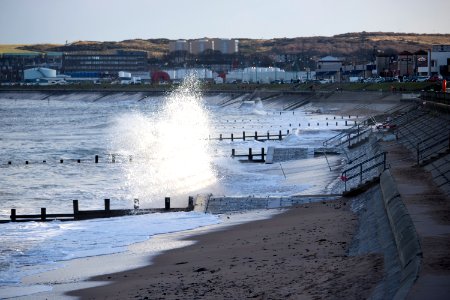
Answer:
[[111, 76, 217, 206]]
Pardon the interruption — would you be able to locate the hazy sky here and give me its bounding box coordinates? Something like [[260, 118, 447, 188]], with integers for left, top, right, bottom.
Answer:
[[1, 0, 449, 44]]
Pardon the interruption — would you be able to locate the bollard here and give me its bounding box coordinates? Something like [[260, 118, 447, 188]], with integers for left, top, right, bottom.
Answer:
[[104, 199, 110, 212], [278, 130, 282, 140], [287, 129, 290, 134], [243, 131, 246, 141], [336, 122, 338, 126], [60, 159, 64, 164], [112, 154, 116, 163], [73, 200, 79, 216], [334, 116, 336, 119], [345, 120, 348, 126], [248, 148, 253, 161], [26, 161, 29, 165], [41, 208, 46, 221], [95, 155, 99, 163], [267, 132, 270, 140], [326, 122, 328, 126], [231, 133, 234, 141], [165, 197, 170, 210], [231, 149, 235, 157], [11, 209, 16, 222], [188, 196, 194, 211], [8, 161, 11, 165], [134, 199, 140, 209], [254, 131, 258, 140]]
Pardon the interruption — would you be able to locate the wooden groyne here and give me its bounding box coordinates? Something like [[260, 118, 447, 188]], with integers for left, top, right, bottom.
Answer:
[[1, 197, 194, 223]]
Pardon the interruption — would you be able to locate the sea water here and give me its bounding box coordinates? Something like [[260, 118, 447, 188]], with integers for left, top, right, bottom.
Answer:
[[0, 82, 349, 297]]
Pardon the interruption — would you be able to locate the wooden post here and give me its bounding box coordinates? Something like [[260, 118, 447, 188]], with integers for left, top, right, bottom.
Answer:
[[243, 131, 246, 141], [231, 133, 234, 141], [104, 199, 110, 212], [11, 209, 16, 222], [345, 120, 348, 126], [41, 208, 46, 221], [77, 159, 81, 163], [134, 199, 139, 209], [254, 131, 258, 140], [261, 148, 265, 160], [279, 130, 282, 140], [231, 149, 235, 157], [95, 155, 99, 163], [8, 161, 11, 165], [26, 161, 29, 165], [165, 197, 170, 210], [267, 132, 270, 140], [219, 134, 222, 141], [73, 200, 79, 217], [248, 148, 253, 161], [60, 159, 64, 163], [287, 129, 290, 135], [188, 196, 194, 211]]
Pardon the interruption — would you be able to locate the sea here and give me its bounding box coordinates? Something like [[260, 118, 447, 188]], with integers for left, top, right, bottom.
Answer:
[[0, 79, 349, 298]]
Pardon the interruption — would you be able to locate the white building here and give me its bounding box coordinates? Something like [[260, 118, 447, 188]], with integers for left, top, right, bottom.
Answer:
[[24, 67, 57, 80], [225, 67, 315, 84], [415, 45, 450, 76], [163, 68, 215, 81]]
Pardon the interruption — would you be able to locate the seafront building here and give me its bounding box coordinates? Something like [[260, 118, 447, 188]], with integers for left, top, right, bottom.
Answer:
[[1, 42, 449, 83]]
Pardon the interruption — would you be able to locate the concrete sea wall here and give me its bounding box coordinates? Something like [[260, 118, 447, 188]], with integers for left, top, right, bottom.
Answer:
[[380, 170, 422, 300]]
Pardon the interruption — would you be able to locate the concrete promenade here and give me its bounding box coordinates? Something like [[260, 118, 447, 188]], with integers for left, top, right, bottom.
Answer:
[[380, 139, 450, 299]]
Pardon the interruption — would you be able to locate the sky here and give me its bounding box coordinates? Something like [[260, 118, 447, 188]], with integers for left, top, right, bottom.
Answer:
[[0, 0, 449, 44]]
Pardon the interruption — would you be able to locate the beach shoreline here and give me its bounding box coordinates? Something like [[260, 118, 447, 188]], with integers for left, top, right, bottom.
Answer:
[[66, 199, 383, 299]]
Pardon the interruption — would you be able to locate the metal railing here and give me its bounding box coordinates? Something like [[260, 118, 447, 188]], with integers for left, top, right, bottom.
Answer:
[[341, 152, 387, 191], [416, 132, 450, 164]]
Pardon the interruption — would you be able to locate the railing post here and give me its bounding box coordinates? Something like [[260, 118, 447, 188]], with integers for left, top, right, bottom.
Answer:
[[231, 133, 234, 141], [219, 134, 222, 141], [188, 196, 194, 211], [267, 132, 270, 140], [11, 209, 16, 222], [104, 199, 110, 212], [41, 208, 46, 221], [95, 155, 99, 163], [416, 143, 420, 165], [279, 130, 282, 140], [261, 148, 265, 160], [231, 148, 235, 157], [255, 131, 258, 140], [73, 200, 79, 216], [359, 164, 363, 184], [243, 131, 246, 141], [248, 148, 253, 161], [165, 197, 170, 210]]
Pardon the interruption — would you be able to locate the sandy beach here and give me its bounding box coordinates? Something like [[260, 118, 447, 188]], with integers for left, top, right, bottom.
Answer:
[[68, 199, 383, 299]]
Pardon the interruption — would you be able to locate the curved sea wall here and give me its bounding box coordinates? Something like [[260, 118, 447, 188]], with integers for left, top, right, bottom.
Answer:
[[380, 170, 422, 300]]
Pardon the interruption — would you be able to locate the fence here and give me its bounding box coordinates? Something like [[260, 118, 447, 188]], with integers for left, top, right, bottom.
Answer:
[[3, 197, 194, 223]]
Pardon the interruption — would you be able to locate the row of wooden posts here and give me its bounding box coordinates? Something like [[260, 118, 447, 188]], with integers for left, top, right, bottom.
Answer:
[[5, 197, 194, 223], [3, 154, 132, 165]]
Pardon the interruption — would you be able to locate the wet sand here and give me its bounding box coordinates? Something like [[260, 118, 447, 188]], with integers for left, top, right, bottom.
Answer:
[[68, 199, 383, 299]]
